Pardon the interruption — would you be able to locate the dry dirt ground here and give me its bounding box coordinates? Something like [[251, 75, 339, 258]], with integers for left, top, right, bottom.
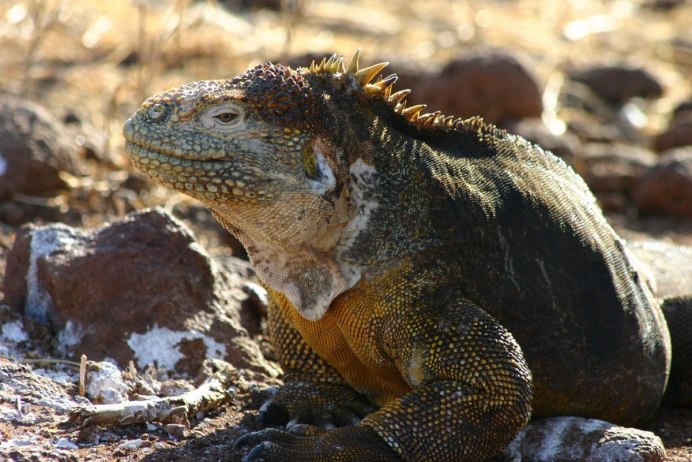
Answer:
[[1, 0, 691, 460]]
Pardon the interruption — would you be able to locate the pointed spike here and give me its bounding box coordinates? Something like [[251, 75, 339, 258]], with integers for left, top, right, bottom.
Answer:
[[308, 60, 317, 72], [366, 74, 398, 96], [402, 104, 426, 120], [326, 54, 337, 71], [317, 57, 327, 72], [364, 84, 382, 95], [377, 74, 398, 88], [332, 56, 343, 73], [355, 61, 389, 86], [346, 49, 360, 75], [388, 89, 411, 106], [402, 104, 425, 119], [395, 101, 406, 113], [417, 113, 435, 126]]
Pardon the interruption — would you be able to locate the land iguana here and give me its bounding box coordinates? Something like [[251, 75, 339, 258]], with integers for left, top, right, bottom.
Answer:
[[123, 51, 685, 461]]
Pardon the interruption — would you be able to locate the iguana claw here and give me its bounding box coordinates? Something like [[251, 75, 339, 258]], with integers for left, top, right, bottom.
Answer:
[[235, 426, 402, 462]]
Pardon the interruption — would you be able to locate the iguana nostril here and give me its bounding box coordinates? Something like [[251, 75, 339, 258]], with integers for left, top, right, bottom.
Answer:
[[147, 103, 169, 122]]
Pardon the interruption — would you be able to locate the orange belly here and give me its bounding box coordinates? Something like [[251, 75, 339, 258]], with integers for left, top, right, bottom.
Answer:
[[273, 282, 412, 406]]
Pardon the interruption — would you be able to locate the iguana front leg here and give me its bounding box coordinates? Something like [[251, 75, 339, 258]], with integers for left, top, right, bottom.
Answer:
[[255, 294, 378, 430], [235, 292, 399, 460], [362, 301, 533, 461], [238, 296, 533, 462]]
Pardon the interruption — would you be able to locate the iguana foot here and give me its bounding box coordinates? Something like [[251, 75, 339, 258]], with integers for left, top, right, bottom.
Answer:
[[258, 380, 378, 429], [235, 425, 401, 462]]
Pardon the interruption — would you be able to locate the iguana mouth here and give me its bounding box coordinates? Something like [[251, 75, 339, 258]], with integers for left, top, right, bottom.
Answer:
[[123, 116, 231, 162], [124, 140, 229, 170], [124, 139, 259, 202]]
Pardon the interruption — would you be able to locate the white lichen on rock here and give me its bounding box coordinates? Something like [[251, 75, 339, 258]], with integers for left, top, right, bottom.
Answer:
[[127, 324, 227, 371]]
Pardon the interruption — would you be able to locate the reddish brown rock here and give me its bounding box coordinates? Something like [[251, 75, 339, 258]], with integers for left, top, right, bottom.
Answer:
[[378, 56, 435, 105], [568, 65, 663, 106], [653, 100, 692, 152], [575, 143, 657, 194], [0, 96, 85, 199], [415, 48, 543, 124], [3, 208, 277, 377], [632, 147, 692, 217], [641, 0, 688, 11]]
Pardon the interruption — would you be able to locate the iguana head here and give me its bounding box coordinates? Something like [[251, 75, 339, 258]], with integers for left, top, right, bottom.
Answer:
[[124, 51, 455, 320]]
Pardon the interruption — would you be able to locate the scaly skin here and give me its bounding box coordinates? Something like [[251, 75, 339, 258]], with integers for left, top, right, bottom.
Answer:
[[124, 52, 673, 461]]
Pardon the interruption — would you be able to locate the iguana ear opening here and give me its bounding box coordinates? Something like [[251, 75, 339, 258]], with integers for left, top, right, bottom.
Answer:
[[303, 140, 337, 194], [302, 144, 318, 179]]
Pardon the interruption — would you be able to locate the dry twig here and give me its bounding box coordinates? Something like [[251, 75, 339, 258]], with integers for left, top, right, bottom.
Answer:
[[62, 375, 235, 429]]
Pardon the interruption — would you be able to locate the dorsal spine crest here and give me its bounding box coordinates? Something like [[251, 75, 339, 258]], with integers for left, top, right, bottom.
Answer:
[[303, 50, 469, 130]]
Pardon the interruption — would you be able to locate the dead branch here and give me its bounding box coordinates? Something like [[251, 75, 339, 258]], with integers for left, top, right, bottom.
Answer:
[[62, 376, 234, 429]]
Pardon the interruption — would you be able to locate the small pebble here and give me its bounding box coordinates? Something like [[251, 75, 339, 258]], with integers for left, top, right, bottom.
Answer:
[[99, 431, 120, 442], [55, 437, 78, 449], [164, 423, 187, 439], [117, 438, 143, 450]]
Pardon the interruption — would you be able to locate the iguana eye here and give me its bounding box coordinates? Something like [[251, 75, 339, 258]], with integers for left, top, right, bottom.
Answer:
[[214, 112, 238, 124], [202, 104, 245, 130]]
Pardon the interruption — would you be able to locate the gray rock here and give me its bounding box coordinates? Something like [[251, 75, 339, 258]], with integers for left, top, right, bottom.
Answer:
[[0, 359, 74, 416], [3, 208, 278, 378], [500, 416, 665, 461], [628, 240, 692, 301]]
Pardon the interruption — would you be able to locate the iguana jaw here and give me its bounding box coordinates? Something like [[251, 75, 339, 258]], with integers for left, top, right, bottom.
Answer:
[[124, 138, 270, 205]]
